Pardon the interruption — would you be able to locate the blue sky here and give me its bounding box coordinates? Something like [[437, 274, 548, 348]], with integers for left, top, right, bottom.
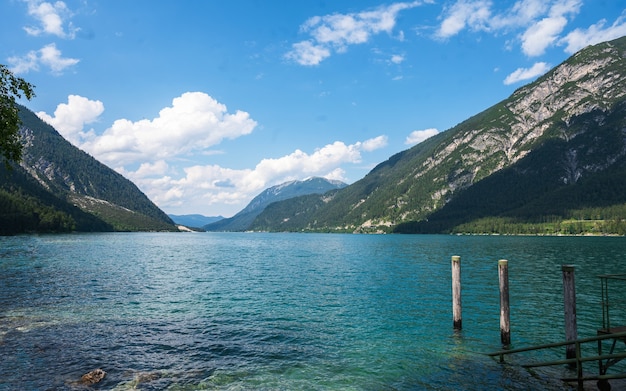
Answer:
[[1, 0, 625, 217]]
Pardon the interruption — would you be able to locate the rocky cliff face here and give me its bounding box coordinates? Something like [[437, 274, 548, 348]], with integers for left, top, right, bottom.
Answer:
[[251, 36, 626, 233], [417, 39, 626, 213]]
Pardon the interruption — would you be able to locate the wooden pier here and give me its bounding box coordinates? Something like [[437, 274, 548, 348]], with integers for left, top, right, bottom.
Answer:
[[450, 259, 626, 390], [483, 272, 626, 391]]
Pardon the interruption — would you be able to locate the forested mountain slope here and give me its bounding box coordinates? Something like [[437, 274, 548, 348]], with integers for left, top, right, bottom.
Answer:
[[0, 106, 176, 234], [251, 36, 626, 234]]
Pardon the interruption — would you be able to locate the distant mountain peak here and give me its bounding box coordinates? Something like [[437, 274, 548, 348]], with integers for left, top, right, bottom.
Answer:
[[168, 214, 223, 228], [204, 177, 347, 231]]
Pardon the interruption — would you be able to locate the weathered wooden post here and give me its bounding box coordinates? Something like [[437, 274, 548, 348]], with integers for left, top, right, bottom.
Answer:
[[562, 265, 578, 362], [499, 259, 511, 346], [452, 255, 462, 330]]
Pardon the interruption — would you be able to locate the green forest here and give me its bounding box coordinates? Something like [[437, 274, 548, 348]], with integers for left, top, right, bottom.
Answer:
[[0, 106, 177, 235]]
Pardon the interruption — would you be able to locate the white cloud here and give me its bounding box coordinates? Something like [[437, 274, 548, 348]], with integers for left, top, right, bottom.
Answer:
[[451, 0, 548, 33], [121, 137, 387, 216], [254, 142, 361, 179], [549, 0, 582, 19], [8, 43, 79, 74], [144, 136, 386, 214], [360, 135, 388, 151], [7, 51, 39, 74], [324, 168, 348, 182], [390, 54, 405, 64], [503, 61, 550, 84], [23, 0, 78, 38], [502, 0, 548, 26], [77, 92, 258, 166], [436, 0, 491, 39], [37, 92, 389, 215], [521, 16, 568, 56], [286, 1, 424, 66], [39, 43, 79, 72], [560, 11, 626, 54], [435, 0, 582, 57], [38, 90, 389, 216], [520, 0, 581, 56], [36, 95, 104, 145], [136, 161, 171, 177], [284, 40, 331, 66], [405, 128, 439, 145]]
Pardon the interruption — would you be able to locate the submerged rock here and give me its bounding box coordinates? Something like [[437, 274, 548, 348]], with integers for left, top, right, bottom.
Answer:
[[78, 368, 106, 385], [111, 371, 164, 389], [133, 371, 161, 383]]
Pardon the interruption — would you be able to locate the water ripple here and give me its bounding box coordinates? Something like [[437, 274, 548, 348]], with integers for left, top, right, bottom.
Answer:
[[1, 233, 624, 390]]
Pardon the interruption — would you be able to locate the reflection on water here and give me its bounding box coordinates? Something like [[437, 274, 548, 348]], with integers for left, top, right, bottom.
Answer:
[[1, 233, 624, 390]]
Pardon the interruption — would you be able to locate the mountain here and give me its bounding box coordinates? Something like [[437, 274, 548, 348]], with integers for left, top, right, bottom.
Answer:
[[204, 177, 347, 231], [250, 36, 626, 235], [169, 214, 223, 228], [0, 105, 177, 234]]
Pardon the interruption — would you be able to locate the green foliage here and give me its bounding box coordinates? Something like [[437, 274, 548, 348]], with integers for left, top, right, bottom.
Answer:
[[250, 192, 339, 232], [72, 195, 176, 232], [0, 65, 35, 167], [0, 189, 74, 234], [0, 165, 113, 234], [446, 204, 626, 236]]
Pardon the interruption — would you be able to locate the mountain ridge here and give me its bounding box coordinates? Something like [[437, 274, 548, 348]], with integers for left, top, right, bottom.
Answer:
[[249, 36, 626, 234], [169, 214, 223, 228], [204, 177, 347, 231]]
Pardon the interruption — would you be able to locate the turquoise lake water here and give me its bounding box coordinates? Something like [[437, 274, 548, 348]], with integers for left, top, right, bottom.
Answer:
[[1, 233, 625, 390]]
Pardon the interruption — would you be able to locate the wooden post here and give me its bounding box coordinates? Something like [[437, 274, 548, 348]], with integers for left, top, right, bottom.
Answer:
[[452, 255, 462, 330], [562, 265, 578, 362], [499, 260, 511, 346]]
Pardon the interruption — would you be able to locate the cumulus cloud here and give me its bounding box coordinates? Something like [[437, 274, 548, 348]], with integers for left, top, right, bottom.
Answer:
[[520, 0, 581, 56], [286, 1, 424, 65], [38, 92, 387, 216], [76, 92, 258, 165], [560, 11, 626, 54], [521, 16, 568, 56], [23, 0, 78, 38], [38, 92, 258, 176], [8, 43, 79, 74], [405, 128, 439, 145], [360, 135, 388, 151], [503, 62, 551, 84], [125, 137, 388, 216], [132, 160, 170, 178], [37, 95, 103, 145]]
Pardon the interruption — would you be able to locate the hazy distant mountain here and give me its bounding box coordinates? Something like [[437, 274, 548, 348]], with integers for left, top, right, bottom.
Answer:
[[0, 106, 177, 234], [169, 214, 223, 228], [204, 177, 347, 231], [250, 36, 626, 235]]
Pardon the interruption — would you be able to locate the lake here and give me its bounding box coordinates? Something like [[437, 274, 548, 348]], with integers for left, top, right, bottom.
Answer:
[[1, 233, 625, 390]]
